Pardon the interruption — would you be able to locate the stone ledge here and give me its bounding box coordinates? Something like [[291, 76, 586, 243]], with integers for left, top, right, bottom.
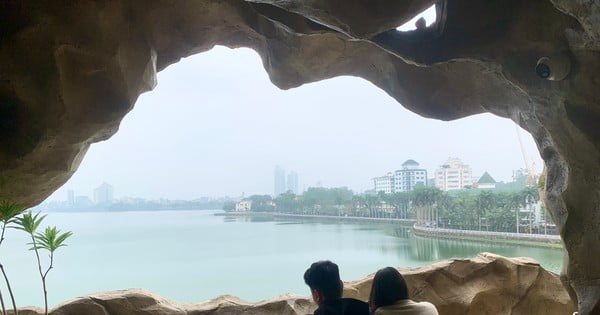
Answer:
[[413, 225, 562, 247], [14, 253, 574, 315]]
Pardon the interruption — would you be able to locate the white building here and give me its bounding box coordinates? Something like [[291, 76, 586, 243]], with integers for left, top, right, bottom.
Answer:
[[373, 160, 427, 194], [394, 160, 427, 192], [235, 199, 252, 212], [435, 158, 473, 191], [373, 172, 394, 194]]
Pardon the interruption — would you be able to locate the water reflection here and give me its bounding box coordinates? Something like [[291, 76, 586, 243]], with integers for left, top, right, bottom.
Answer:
[[386, 227, 411, 238], [409, 234, 561, 270], [410, 235, 442, 261], [223, 214, 563, 273], [222, 214, 273, 223]]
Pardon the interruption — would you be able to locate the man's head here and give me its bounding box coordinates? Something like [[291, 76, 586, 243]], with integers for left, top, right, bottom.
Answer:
[[303, 260, 343, 305]]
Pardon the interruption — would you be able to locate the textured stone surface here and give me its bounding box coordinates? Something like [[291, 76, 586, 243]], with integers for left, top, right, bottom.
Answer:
[[345, 253, 575, 315], [1, 0, 599, 313], [13, 254, 573, 315], [47, 289, 314, 315]]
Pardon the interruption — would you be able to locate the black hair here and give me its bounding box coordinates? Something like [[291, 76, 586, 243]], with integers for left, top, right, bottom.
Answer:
[[303, 260, 343, 301], [369, 267, 409, 311]]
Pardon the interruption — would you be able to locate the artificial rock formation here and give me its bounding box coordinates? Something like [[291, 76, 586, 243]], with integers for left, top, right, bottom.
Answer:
[[0, 0, 599, 313], [17, 253, 574, 315]]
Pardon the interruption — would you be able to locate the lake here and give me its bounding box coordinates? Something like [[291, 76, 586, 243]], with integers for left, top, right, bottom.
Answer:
[[0, 210, 563, 308]]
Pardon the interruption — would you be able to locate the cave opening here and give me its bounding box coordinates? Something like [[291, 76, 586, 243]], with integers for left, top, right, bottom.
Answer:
[[0, 46, 560, 309]]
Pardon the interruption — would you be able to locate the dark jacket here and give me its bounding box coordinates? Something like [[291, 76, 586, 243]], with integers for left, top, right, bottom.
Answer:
[[314, 298, 370, 315]]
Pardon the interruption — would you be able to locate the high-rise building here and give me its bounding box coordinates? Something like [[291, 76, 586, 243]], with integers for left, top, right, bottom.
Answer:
[[287, 171, 299, 194], [393, 160, 427, 192], [373, 172, 394, 194], [274, 166, 286, 196], [94, 182, 114, 204], [435, 158, 473, 191]]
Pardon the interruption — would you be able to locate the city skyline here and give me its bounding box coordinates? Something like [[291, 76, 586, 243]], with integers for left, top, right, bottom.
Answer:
[[45, 46, 543, 202], [53, 154, 536, 202]]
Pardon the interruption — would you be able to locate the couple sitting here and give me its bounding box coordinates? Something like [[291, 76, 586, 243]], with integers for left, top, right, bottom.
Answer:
[[304, 261, 438, 315]]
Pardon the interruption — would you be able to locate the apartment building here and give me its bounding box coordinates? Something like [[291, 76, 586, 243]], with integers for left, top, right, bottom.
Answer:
[[435, 158, 473, 191], [373, 160, 427, 194], [373, 172, 394, 194], [394, 160, 428, 192]]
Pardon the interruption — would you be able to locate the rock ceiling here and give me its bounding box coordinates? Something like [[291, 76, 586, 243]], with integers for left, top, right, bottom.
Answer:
[[1, 0, 599, 313]]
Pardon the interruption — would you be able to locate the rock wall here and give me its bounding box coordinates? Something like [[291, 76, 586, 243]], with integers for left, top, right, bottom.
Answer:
[[1, 1, 599, 313], [14, 253, 574, 315]]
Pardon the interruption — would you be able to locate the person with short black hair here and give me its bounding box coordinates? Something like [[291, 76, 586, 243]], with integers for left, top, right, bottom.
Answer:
[[304, 261, 370, 315], [369, 267, 438, 315]]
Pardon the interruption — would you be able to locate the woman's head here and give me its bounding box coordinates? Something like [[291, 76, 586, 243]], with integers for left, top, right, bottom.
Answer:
[[369, 267, 409, 312]]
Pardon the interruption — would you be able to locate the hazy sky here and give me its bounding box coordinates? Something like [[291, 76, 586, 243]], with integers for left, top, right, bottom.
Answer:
[[46, 44, 542, 201]]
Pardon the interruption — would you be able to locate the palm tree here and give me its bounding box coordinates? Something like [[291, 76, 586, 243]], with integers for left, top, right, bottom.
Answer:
[[15, 212, 73, 315], [435, 192, 453, 228], [386, 192, 410, 219], [503, 192, 522, 233], [475, 191, 496, 231], [453, 192, 476, 229], [411, 187, 441, 226], [519, 187, 539, 233], [0, 201, 26, 315], [377, 191, 387, 218], [364, 195, 380, 218]]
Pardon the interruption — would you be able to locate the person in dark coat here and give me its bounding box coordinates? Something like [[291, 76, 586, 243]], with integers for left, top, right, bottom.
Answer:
[[304, 260, 370, 315]]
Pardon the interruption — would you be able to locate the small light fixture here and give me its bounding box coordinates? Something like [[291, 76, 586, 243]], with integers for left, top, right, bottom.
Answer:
[[535, 52, 571, 81]]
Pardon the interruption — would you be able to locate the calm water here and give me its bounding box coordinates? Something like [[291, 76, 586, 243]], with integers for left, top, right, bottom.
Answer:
[[0, 210, 563, 308]]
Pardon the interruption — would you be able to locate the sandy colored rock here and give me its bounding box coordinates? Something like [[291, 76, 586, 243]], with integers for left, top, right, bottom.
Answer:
[[14, 254, 573, 315], [345, 253, 574, 315], [45, 289, 314, 315], [7, 308, 43, 315], [1, 1, 600, 313]]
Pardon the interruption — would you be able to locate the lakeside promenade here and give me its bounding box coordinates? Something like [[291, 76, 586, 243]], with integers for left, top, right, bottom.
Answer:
[[219, 212, 562, 247], [272, 212, 416, 225], [218, 211, 416, 224], [412, 224, 562, 247]]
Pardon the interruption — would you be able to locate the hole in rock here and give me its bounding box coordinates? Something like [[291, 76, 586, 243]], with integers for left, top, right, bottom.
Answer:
[[396, 5, 437, 31], [7, 46, 562, 308]]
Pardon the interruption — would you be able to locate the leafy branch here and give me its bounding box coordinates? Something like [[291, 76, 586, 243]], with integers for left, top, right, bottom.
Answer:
[[0, 201, 26, 315], [15, 212, 72, 315]]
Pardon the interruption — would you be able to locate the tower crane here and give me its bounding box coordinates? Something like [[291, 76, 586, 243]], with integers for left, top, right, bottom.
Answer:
[[515, 124, 537, 186]]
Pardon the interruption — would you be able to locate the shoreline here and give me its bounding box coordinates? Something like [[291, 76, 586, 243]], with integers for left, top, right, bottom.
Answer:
[[217, 212, 416, 226], [412, 225, 563, 249], [274, 212, 416, 226], [219, 211, 562, 248]]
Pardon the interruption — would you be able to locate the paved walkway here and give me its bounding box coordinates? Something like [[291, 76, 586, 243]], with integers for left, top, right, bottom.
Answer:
[[413, 224, 562, 244], [272, 212, 416, 224]]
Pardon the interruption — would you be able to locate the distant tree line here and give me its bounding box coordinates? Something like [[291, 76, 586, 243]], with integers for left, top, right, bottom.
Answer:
[[106, 199, 226, 211], [226, 186, 556, 234]]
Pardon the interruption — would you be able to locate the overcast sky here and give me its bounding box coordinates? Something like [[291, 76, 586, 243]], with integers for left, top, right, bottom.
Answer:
[[45, 44, 542, 201]]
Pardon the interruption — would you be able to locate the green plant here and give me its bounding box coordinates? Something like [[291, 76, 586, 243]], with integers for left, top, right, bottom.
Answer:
[[0, 201, 26, 315], [15, 212, 72, 315]]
